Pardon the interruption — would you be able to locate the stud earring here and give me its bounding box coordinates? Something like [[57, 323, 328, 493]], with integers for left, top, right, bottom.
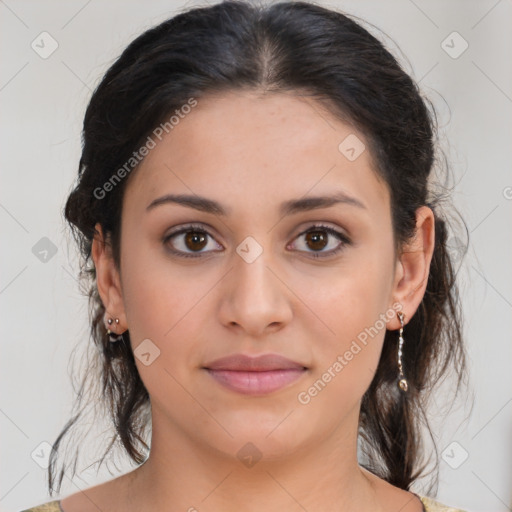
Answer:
[[106, 316, 124, 343], [396, 311, 408, 392]]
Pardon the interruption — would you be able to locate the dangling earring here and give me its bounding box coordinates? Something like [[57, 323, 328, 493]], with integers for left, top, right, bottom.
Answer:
[[396, 311, 408, 392], [106, 316, 124, 343]]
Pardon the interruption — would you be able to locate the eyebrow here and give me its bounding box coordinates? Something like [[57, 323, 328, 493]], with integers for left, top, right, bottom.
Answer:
[[146, 191, 366, 216]]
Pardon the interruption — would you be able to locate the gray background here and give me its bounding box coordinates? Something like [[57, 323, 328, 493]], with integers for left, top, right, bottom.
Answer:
[[1, 1, 511, 511]]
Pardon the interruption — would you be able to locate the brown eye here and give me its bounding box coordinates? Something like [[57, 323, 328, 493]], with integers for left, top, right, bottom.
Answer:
[[304, 230, 328, 251], [184, 231, 208, 251], [290, 224, 350, 259], [163, 224, 223, 258]]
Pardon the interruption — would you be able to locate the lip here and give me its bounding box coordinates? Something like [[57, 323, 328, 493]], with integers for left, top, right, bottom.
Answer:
[[203, 354, 308, 395], [205, 353, 306, 371]]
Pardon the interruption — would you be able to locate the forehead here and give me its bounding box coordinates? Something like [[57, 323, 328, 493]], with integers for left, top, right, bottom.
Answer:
[[124, 90, 390, 219]]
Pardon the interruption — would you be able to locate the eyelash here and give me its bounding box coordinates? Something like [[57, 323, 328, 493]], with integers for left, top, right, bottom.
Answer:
[[163, 223, 351, 259]]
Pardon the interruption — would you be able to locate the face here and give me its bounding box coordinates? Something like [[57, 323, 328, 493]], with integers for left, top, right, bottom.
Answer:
[[106, 90, 408, 462]]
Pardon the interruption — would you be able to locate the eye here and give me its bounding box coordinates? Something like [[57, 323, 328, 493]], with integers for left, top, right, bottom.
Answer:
[[163, 224, 222, 258], [163, 223, 350, 259], [289, 224, 350, 258]]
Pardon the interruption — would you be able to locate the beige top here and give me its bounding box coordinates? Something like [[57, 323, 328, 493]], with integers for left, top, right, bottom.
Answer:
[[20, 496, 467, 511]]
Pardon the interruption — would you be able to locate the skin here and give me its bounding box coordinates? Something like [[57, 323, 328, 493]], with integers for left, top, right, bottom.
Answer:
[[62, 90, 434, 512]]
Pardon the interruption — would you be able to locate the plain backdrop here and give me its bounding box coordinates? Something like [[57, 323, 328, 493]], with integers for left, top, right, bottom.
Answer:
[[1, 1, 511, 511]]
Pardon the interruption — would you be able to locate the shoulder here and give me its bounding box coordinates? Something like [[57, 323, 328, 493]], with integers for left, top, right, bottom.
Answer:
[[418, 495, 468, 512], [19, 500, 62, 512]]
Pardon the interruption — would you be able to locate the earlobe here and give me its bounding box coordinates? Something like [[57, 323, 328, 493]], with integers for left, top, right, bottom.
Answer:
[[389, 206, 435, 329], [91, 223, 128, 330]]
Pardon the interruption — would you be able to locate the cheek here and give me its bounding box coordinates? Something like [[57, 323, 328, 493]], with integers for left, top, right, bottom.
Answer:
[[119, 249, 209, 408], [119, 239, 186, 353], [297, 252, 393, 395], [120, 232, 199, 335]]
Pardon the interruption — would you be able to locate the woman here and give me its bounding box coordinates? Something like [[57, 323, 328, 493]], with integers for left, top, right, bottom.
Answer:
[[21, 1, 468, 511]]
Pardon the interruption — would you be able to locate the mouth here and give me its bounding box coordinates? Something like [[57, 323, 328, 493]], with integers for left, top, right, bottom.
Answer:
[[203, 353, 308, 395]]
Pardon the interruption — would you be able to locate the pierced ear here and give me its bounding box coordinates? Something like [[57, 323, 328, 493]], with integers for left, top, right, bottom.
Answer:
[[91, 222, 127, 330], [389, 206, 435, 329]]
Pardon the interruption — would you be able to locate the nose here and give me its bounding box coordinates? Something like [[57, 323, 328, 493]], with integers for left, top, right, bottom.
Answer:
[[217, 242, 293, 337]]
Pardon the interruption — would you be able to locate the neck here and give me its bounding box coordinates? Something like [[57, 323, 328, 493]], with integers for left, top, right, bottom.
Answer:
[[120, 405, 382, 512]]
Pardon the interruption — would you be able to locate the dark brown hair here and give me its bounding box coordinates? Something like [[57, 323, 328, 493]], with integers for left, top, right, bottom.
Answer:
[[49, 0, 468, 496]]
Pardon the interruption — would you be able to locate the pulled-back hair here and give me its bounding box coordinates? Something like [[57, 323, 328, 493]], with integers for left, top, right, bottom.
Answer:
[[49, 0, 468, 496]]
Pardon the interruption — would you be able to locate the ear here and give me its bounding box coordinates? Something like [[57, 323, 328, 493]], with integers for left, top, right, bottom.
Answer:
[[91, 222, 127, 332], [389, 206, 435, 328]]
